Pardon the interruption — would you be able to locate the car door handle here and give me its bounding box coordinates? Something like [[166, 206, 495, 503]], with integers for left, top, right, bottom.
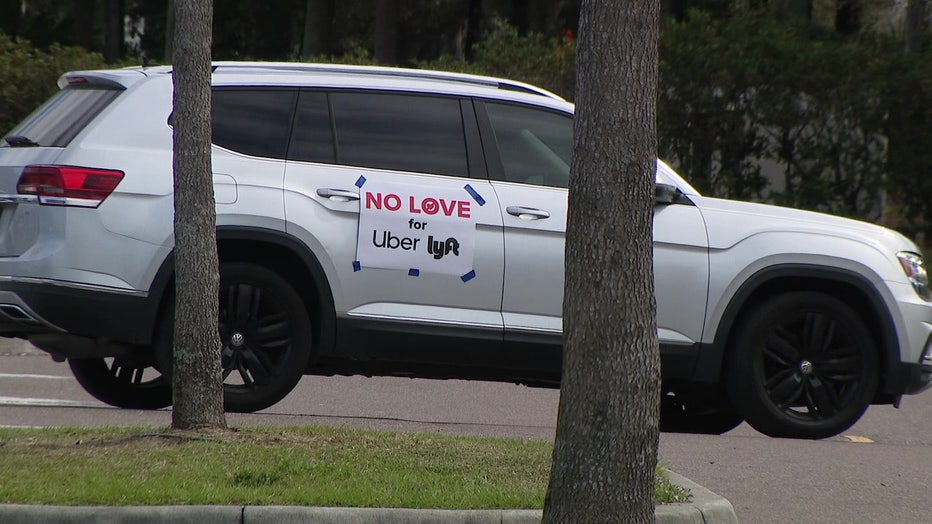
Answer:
[[316, 188, 360, 202], [506, 206, 551, 220]]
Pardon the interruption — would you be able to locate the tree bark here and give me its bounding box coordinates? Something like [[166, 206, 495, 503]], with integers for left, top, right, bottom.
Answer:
[[375, 0, 399, 64], [835, 0, 861, 35], [104, 0, 123, 63], [301, 0, 335, 60], [171, 0, 226, 431], [905, 0, 926, 54], [72, 0, 95, 50], [542, 0, 661, 523]]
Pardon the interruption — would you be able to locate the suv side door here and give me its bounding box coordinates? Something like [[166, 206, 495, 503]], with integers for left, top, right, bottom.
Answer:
[[283, 90, 506, 363], [476, 100, 711, 374], [211, 88, 297, 229]]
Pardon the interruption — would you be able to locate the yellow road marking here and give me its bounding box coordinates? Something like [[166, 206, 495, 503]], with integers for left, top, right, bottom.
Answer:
[[842, 435, 874, 443]]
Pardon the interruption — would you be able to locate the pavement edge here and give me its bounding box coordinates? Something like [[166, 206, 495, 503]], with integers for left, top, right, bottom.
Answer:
[[0, 470, 736, 523]]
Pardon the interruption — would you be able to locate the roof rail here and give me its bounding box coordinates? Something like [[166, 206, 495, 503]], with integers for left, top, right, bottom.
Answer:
[[210, 61, 566, 102]]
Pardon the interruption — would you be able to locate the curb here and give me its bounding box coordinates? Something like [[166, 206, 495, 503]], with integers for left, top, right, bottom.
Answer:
[[0, 472, 737, 523]]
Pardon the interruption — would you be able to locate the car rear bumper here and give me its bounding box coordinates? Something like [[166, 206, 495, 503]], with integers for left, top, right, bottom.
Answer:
[[0, 278, 158, 351]]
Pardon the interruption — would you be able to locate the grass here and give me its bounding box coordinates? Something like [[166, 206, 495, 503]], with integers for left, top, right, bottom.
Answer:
[[0, 426, 689, 508]]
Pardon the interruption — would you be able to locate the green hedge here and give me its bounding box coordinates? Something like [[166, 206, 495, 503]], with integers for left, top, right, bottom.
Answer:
[[0, 33, 110, 134], [658, 9, 932, 239], [3, 16, 931, 239]]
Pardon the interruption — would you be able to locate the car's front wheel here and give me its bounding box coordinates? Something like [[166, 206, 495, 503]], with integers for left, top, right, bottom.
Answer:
[[726, 291, 879, 439]]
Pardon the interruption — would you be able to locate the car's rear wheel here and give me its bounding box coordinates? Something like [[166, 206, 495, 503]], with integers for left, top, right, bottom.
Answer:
[[156, 262, 314, 413], [726, 291, 878, 439], [68, 356, 172, 409], [659, 391, 744, 434]]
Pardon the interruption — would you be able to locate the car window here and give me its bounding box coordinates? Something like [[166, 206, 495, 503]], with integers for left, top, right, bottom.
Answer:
[[289, 90, 335, 164], [485, 102, 572, 189], [4, 86, 122, 147], [212, 88, 297, 159], [330, 92, 469, 177]]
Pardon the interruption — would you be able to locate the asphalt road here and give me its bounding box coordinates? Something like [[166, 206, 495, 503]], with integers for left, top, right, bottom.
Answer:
[[2, 340, 931, 523]]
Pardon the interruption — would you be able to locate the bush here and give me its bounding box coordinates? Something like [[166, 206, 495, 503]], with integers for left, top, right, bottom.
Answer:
[[421, 21, 576, 100], [0, 33, 110, 134]]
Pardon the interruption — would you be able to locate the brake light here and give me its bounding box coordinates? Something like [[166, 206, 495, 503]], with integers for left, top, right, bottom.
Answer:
[[16, 165, 125, 208]]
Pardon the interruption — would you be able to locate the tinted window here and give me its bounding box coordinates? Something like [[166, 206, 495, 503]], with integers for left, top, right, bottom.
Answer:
[[289, 91, 335, 163], [4, 87, 122, 147], [212, 89, 296, 159], [485, 103, 572, 188], [330, 92, 468, 177]]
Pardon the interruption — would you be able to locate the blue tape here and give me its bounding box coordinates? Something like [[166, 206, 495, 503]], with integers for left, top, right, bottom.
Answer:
[[355, 175, 367, 188], [352, 260, 361, 272], [461, 269, 476, 282], [408, 268, 420, 277], [463, 184, 486, 206]]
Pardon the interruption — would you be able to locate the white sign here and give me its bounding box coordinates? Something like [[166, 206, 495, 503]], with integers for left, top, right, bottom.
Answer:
[[356, 179, 479, 276]]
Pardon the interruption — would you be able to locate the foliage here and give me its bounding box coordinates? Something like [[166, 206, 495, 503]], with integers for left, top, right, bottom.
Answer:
[[0, 32, 109, 134], [421, 20, 576, 100], [0, 425, 689, 507], [659, 9, 885, 218], [3, 4, 932, 238], [881, 45, 932, 241]]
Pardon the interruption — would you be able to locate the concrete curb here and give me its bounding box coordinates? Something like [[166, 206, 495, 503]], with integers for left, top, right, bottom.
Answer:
[[0, 471, 737, 523], [657, 471, 738, 524]]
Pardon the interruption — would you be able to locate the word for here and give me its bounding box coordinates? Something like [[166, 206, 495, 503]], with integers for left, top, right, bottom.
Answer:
[[366, 192, 471, 218]]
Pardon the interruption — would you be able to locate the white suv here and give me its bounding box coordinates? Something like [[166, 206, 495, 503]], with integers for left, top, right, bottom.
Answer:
[[1, 63, 930, 439]]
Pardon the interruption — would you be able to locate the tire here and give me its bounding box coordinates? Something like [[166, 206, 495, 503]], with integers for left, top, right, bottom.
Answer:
[[68, 356, 172, 410], [725, 291, 879, 439], [659, 392, 744, 435], [156, 262, 314, 413]]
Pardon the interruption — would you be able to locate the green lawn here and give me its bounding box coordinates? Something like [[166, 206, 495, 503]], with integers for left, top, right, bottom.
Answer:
[[0, 425, 688, 508]]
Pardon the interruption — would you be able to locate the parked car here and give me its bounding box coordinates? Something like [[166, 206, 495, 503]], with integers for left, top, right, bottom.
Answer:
[[1, 63, 929, 439]]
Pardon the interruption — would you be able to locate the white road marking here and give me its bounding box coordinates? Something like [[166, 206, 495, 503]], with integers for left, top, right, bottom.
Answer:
[[0, 396, 98, 407], [0, 373, 70, 380]]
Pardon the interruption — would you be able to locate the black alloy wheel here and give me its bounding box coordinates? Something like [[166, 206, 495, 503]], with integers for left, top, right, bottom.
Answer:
[[726, 291, 879, 439], [68, 356, 172, 410], [156, 262, 313, 413]]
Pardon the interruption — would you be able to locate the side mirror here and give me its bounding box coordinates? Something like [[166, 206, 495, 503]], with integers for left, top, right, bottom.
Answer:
[[655, 183, 680, 206]]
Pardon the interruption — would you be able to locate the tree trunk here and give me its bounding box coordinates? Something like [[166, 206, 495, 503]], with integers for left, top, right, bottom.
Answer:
[[171, 0, 226, 431], [374, 0, 399, 64], [104, 0, 123, 63], [835, 0, 861, 36], [542, 0, 661, 523], [301, 0, 335, 60], [165, 0, 175, 62], [905, 0, 926, 54], [72, 0, 95, 50]]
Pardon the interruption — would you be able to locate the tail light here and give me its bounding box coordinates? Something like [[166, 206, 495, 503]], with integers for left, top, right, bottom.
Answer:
[[16, 165, 124, 208]]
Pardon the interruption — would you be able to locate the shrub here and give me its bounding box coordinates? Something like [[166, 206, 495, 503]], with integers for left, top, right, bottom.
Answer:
[[0, 33, 110, 134]]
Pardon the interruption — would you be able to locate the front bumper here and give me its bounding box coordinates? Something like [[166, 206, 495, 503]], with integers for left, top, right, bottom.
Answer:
[[887, 332, 932, 396]]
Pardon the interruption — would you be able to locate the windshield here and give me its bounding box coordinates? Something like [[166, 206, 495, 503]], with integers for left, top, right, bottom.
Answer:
[[3, 86, 121, 148]]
